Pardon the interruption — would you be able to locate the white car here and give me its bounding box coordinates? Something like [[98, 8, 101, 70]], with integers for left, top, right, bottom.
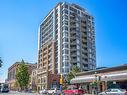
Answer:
[[48, 88, 61, 94], [99, 89, 126, 95], [39, 89, 48, 94]]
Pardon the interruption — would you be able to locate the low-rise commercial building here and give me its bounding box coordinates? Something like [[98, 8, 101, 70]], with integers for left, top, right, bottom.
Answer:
[[71, 64, 127, 94]]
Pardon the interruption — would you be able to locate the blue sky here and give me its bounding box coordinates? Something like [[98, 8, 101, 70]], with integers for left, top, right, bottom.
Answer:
[[0, 0, 127, 82]]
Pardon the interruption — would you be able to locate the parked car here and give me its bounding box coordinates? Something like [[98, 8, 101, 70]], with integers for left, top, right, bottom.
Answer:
[[63, 85, 84, 95], [0, 84, 9, 93], [39, 89, 48, 94], [99, 88, 126, 95], [48, 88, 61, 94]]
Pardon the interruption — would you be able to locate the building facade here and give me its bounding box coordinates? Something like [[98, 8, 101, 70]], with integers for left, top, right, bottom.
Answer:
[[29, 68, 38, 91], [37, 2, 96, 90], [7, 62, 36, 90], [71, 65, 127, 94]]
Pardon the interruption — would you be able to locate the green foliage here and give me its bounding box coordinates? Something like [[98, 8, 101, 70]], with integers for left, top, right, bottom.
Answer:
[[91, 81, 97, 87], [66, 71, 75, 84], [0, 57, 2, 67], [71, 65, 81, 74], [16, 60, 29, 90], [66, 65, 81, 83]]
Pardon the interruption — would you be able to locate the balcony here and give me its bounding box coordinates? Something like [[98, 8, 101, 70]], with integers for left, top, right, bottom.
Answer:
[[70, 60, 77, 63], [82, 32, 87, 37], [70, 47, 77, 50], [70, 41, 76, 45]]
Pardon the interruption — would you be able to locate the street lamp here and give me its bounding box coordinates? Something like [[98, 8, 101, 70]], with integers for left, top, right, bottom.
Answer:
[[94, 72, 101, 95], [94, 72, 98, 95]]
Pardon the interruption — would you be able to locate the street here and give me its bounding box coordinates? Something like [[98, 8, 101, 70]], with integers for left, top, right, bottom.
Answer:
[[0, 92, 92, 95], [0, 91, 39, 95]]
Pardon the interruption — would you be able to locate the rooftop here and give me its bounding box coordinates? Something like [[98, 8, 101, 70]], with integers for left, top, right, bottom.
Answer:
[[76, 64, 127, 76]]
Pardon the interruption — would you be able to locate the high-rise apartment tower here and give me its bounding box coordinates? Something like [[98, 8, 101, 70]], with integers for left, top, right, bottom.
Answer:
[[37, 2, 96, 89]]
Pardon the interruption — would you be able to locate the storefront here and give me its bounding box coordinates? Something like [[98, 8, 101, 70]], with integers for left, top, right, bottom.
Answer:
[[70, 65, 127, 94]]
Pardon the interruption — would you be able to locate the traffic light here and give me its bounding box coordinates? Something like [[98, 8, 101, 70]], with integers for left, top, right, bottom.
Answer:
[[60, 74, 63, 85]]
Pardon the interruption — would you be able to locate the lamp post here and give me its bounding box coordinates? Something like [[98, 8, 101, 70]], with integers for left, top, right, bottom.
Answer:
[[94, 72, 98, 95], [94, 72, 101, 95]]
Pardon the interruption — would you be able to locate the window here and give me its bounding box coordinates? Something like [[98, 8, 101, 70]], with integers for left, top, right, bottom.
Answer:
[[63, 43, 69, 48], [65, 62, 69, 66], [55, 8, 58, 13], [62, 49, 69, 54], [62, 15, 68, 20], [76, 23, 80, 27], [83, 64, 88, 67], [41, 78, 43, 83], [62, 62, 69, 67], [62, 20, 68, 25], [77, 51, 80, 56], [85, 58, 88, 62], [85, 53, 88, 56], [62, 26, 68, 31], [55, 18, 58, 23], [77, 10, 80, 14], [55, 24, 58, 29], [63, 32, 68, 37], [90, 54, 92, 58], [88, 33, 91, 37], [65, 68, 69, 73], [77, 63, 80, 67], [64, 44, 69, 48], [38, 79, 40, 83], [70, 7, 77, 12], [62, 68, 64, 73], [63, 9, 68, 14], [65, 26, 68, 31], [64, 4, 68, 9], [77, 45, 80, 50], [64, 20, 68, 25], [77, 57, 80, 61], [44, 78, 46, 83], [63, 37, 69, 42], [89, 49, 92, 52], [63, 55, 69, 60]]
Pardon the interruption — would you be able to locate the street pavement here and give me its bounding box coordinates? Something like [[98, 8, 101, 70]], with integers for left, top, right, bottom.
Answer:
[[0, 91, 93, 95], [0, 91, 39, 95]]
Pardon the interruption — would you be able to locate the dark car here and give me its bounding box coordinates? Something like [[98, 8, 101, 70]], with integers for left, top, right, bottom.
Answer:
[[1, 84, 9, 93]]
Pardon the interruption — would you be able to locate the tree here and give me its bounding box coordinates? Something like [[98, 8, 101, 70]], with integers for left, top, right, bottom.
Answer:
[[0, 57, 3, 67], [71, 65, 81, 74], [66, 65, 81, 84], [66, 71, 75, 84], [16, 60, 29, 91]]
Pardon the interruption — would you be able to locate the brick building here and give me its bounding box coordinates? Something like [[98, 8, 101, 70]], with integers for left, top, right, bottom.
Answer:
[[7, 61, 36, 90]]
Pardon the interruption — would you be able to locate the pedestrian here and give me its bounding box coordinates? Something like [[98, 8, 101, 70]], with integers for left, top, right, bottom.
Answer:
[[125, 88, 127, 95]]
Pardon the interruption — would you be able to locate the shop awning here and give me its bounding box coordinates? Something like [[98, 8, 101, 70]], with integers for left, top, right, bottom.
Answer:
[[70, 72, 127, 84], [71, 76, 95, 83], [101, 72, 127, 81]]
